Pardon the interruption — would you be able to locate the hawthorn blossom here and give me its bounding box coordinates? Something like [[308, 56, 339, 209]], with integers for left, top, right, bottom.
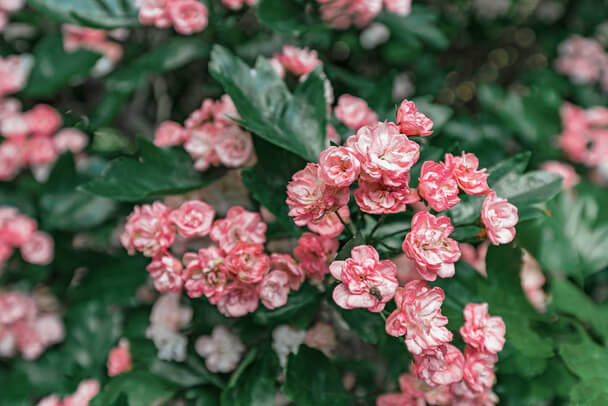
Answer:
[[354, 179, 419, 214], [521, 251, 547, 312], [20, 231, 54, 265], [184, 124, 220, 171], [318, 146, 361, 187], [307, 205, 350, 238], [330, 245, 398, 312], [396, 99, 434, 137], [317, 0, 382, 30], [413, 344, 465, 387], [334, 94, 378, 130], [146, 252, 184, 293], [258, 270, 290, 309], [459, 303, 505, 354], [169, 200, 215, 238], [269, 253, 306, 290], [210, 206, 267, 252], [402, 212, 461, 281], [136, 0, 171, 27], [481, 192, 518, 245], [23, 104, 62, 137], [304, 321, 337, 355], [195, 326, 245, 373], [1, 213, 36, 246], [154, 121, 190, 146], [286, 163, 350, 226], [0, 140, 25, 180], [61, 379, 100, 406], [107, 339, 132, 376], [26, 136, 57, 166], [418, 161, 460, 211], [540, 161, 579, 189], [222, 0, 257, 10], [0, 55, 31, 97], [555, 36, 606, 84], [214, 126, 253, 167], [53, 128, 88, 154], [459, 242, 489, 277], [121, 202, 175, 257], [385, 280, 452, 354], [462, 346, 498, 394], [167, 0, 208, 35], [275, 45, 321, 77], [223, 242, 270, 284], [182, 246, 227, 302], [216, 281, 259, 317], [383, 0, 411, 15], [146, 293, 191, 361], [272, 325, 306, 368], [293, 232, 339, 280], [445, 152, 491, 196], [347, 122, 420, 187]]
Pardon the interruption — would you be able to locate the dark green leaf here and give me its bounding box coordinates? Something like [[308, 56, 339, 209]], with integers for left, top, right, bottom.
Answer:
[[253, 283, 322, 327], [377, 7, 449, 50], [28, 0, 139, 28], [91, 371, 178, 406], [335, 307, 384, 344]]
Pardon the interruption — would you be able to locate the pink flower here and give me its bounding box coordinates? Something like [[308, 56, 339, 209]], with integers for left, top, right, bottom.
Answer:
[[136, 0, 171, 28], [459, 303, 505, 354], [286, 163, 350, 226], [223, 242, 270, 284], [62, 379, 100, 406], [354, 179, 419, 214], [0, 55, 31, 97], [307, 205, 349, 238], [275, 45, 321, 76], [402, 212, 460, 281], [26, 136, 57, 166], [146, 252, 184, 293], [1, 213, 36, 247], [23, 104, 62, 137], [210, 206, 267, 252], [317, 0, 382, 29], [107, 339, 132, 376], [154, 121, 189, 146], [383, 0, 411, 15], [462, 346, 498, 394], [167, 0, 208, 35], [0, 292, 36, 324], [269, 56, 285, 78], [318, 146, 361, 187], [418, 161, 460, 211], [392, 254, 421, 285], [385, 280, 452, 354], [149, 292, 192, 331], [211, 94, 240, 126], [445, 152, 490, 196], [347, 122, 420, 187], [36, 395, 61, 406], [293, 232, 339, 280], [334, 94, 378, 130], [1, 113, 28, 138], [183, 246, 227, 302], [54, 128, 88, 154], [195, 326, 245, 373], [0, 140, 24, 180], [216, 281, 259, 317], [20, 232, 54, 265], [222, 0, 257, 10], [540, 161, 579, 189], [270, 253, 306, 290], [396, 99, 434, 137], [521, 251, 547, 312], [0, 0, 25, 13], [413, 344, 465, 387], [481, 192, 518, 245], [185, 99, 215, 129], [120, 202, 175, 257], [459, 242, 489, 277], [258, 270, 290, 309], [184, 124, 220, 171], [330, 245, 398, 312], [304, 321, 337, 355], [34, 314, 65, 347], [215, 126, 253, 167], [169, 200, 215, 238]]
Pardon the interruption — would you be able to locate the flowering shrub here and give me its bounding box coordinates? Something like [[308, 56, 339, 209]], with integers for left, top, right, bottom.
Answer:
[[1, 1, 608, 405]]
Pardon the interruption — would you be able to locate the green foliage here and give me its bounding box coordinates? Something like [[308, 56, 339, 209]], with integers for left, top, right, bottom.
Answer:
[[28, 0, 139, 28]]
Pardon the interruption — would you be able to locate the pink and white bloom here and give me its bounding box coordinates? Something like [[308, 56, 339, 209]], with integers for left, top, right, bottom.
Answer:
[[396, 99, 434, 137], [53, 128, 88, 154], [136, 0, 171, 27], [120, 201, 175, 257], [318, 146, 361, 187], [445, 152, 491, 196], [413, 344, 465, 387], [0, 140, 24, 180], [62, 379, 100, 406], [154, 121, 189, 146], [146, 252, 184, 293], [459, 303, 505, 354], [304, 321, 337, 355], [223, 242, 270, 284], [481, 192, 518, 245], [334, 94, 378, 130], [317, 0, 382, 30], [462, 346, 498, 394], [216, 281, 259, 317], [1, 213, 36, 247], [383, 0, 411, 16], [210, 206, 267, 252], [0, 55, 31, 97], [182, 246, 227, 302], [107, 339, 132, 376], [347, 122, 420, 187], [385, 280, 452, 354], [293, 232, 339, 280], [1, 113, 28, 138], [459, 242, 489, 277], [540, 161, 579, 189], [195, 326, 245, 373], [23, 104, 62, 137], [275, 45, 321, 76], [214, 126, 253, 168], [402, 212, 461, 281], [354, 179, 419, 214], [418, 161, 460, 211], [20, 231, 54, 265], [307, 205, 350, 238], [222, 0, 257, 10], [286, 163, 350, 226], [184, 124, 220, 171], [25, 136, 57, 166], [330, 245, 398, 312], [258, 270, 290, 309], [521, 251, 547, 312], [169, 200, 215, 238], [167, 0, 208, 35], [269, 253, 306, 290]]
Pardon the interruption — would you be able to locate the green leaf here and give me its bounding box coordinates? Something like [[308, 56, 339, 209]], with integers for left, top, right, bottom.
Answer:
[[80, 137, 226, 201], [91, 371, 178, 406], [220, 345, 280, 406], [253, 283, 322, 327], [570, 378, 608, 406], [209, 45, 327, 162], [335, 307, 384, 344], [28, 0, 139, 28], [558, 329, 608, 381], [282, 346, 352, 406], [242, 138, 305, 236], [21, 35, 100, 98], [377, 6, 449, 50], [256, 0, 321, 35]]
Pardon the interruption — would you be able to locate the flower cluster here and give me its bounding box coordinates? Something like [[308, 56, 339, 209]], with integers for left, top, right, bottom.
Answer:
[[0, 206, 54, 268], [0, 291, 64, 360], [334, 94, 378, 130], [0, 54, 31, 102], [154, 94, 254, 171], [0, 0, 24, 31], [107, 339, 132, 377], [316, 0, 411, 30], [62, 25, 126, 74], [136, 0, 208, 35], [378, 299, 505, 405], [36, 379, 100, 406], [555, 35, 608, 92], [0, 101, 89, 182], [195, 325, 245, 373], [145, 292, 192, 361]]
